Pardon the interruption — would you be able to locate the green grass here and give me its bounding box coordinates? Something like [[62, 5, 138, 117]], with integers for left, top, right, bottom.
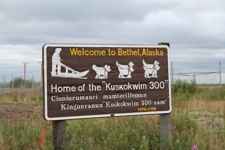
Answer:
[[193, 87, 225, 100], [0, 120, 50, 150], [66, 117, 160, 150], [0, 113, 225, 150], [0, 118, 160, 150], [173, 81, 225, 101], [173, 80, 197, 101], [1, 83, 225, 149]]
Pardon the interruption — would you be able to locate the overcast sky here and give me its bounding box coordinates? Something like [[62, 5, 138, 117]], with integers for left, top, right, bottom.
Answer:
[[0, 0, 225, 82]]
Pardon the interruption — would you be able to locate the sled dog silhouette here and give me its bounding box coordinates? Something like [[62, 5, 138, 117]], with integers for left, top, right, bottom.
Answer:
[[143, 59, 160, 78], [116, 61, 134, 79], [92, 64, 111, 79]]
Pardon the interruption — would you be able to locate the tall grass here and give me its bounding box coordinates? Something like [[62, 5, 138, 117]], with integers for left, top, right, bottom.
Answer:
[[0, 120, 50, 150], [173, 80, 225, 101], [173, 80, 196, 101], [0, 82, 225, 149], [0, 118, 160, 150], [65, 117, 159, 150], [0, 113, 224, 150], [194, 86, 225, 100]]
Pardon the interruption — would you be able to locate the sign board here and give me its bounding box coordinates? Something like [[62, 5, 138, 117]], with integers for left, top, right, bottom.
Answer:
[[43, 44, 172, 120]]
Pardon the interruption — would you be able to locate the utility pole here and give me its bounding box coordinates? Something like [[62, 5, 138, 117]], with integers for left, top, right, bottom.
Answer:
[[31, 74, 34, 88], [23, 62, 28, 88], [219, 61, 222, 85], [11, 74, 14, 89], [158, 42, 172, 150], [36, 61, 42, 92], [23, 62, 27, 81], [171, 61, 174, 84], [193, 72, 196, 85]]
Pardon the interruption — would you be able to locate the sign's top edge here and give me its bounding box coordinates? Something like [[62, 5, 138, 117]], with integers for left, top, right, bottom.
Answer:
[[42, 43, 170, 49]]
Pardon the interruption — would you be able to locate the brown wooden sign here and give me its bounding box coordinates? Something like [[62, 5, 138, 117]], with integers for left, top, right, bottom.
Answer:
[[43, 44, 172, 120]]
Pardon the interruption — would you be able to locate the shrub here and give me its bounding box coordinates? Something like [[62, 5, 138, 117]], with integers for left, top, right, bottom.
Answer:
[[173, 80, 196, 101]]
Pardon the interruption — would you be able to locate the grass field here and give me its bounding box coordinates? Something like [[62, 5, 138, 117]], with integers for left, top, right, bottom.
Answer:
[[0, 82, 225, 150]]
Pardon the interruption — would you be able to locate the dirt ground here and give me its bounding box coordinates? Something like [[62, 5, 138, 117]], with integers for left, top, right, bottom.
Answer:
[[0, 88, 42, 120], [0, 102, 41, 120]]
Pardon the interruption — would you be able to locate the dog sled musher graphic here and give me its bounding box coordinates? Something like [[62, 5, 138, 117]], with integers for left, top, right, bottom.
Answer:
[[51, 48, 89, 79]]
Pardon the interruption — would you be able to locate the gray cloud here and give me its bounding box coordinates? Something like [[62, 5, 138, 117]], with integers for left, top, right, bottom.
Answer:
[[0, 0, 224, 47], [0, 0, 154, 22], [0, 0, 225, 81]]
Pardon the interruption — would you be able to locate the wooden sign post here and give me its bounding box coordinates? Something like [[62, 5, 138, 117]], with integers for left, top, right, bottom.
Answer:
[[53, 120, 65, 150], [42, 44, 172, 149], [160, 114, 171, 149], [159, 42, 171, 150]]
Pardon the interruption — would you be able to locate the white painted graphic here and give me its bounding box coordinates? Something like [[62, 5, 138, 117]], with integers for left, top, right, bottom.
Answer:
[[51, 48, 89, 79], [92, 64, 111, 79], [116, 61, 134, 79], [143, 59, 160, 78]]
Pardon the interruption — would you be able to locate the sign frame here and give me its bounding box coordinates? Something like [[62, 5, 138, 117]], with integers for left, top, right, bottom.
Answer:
[[43, 43, 172, 120]]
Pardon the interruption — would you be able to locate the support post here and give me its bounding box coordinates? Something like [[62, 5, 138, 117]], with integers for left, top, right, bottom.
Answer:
[[171, 61, 174, 84], [53, 120, 65, 150], [40, 62, 43, 94], [160, 114, 171, 150], [158, 42, 172, 150]]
